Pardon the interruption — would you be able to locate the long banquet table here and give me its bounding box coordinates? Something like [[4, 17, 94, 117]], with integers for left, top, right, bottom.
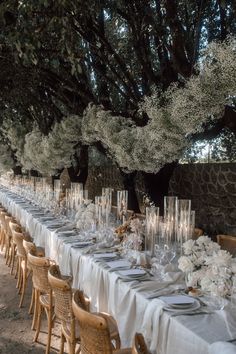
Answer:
[[1, 186, 236, 354]]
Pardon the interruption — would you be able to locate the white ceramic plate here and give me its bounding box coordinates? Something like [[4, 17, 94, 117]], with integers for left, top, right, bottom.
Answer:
[[163, 300, 200, 313], [71, 242, 93, 248], [94, 253, 117, 260], [118, 269, 148, 280]]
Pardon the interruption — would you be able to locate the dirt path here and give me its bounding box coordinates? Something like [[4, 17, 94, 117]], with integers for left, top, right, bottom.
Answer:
[[0, 251, 60, 354]]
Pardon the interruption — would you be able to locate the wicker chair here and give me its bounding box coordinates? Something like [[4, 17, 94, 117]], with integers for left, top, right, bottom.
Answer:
[[48, 265, 79, 354], [27, 249, 54, 354], [217, 234, 236, 256], [0, 207, 6, 248], [193, 228, 204, 240], [0, 211, 10, 258], [12, 229, 30, 307], [0, 208, 7, 251], [5, 215, 15, 266], [23, 241, 45, 315], [132, 333, 150, 354], [72, 291, 130, 354], [9, 221, 22, 275]]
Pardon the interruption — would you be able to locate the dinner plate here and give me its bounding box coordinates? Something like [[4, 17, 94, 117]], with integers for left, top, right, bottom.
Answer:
[[94, 253, 118, 260], [163, 300, 200, 312], [159, 295, 195, 306], [106, 260, 131, 270], [118, 269, 147, 278], [71, 242, 93, 248]]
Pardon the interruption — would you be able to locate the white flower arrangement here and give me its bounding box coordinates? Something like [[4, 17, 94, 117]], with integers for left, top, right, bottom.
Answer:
[[75, 201, 96, 230], [21, 115, 82, 175], [120, 217, 144, 251], [178, 236, 234, 297], [122, 232, 143, 252]]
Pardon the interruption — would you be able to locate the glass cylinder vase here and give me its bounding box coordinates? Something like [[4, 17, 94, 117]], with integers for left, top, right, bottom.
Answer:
[[145, 207, 159, 257]]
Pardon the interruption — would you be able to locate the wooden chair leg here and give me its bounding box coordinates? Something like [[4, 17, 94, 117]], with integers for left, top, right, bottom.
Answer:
[[6, 243, 11, 266], [15, 258, 19, 279], [32, 290, 39, 330], [34, 302, 43, 342], [69, 341, 76, 354], [45, 308, 52, 354], [17, 263, 23, 293], [4, 242, 8, 259], [1, 232, 5, 251], [59, 331, 65, 354], [10, 245, 16, 275], [29, 287, 35, 315], [19, 267, 27, 307]]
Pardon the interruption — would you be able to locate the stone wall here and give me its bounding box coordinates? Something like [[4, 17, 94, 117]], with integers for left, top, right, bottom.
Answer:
[[169, 163, 236, 236], [84, 163, 236, 236], [85, 166, 124, 205]]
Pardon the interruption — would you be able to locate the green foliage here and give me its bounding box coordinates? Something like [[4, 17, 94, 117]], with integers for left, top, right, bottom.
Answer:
[[0, 0, 235, 174]]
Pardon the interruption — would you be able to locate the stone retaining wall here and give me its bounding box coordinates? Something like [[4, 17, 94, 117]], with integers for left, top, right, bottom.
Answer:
[[169, 163, 236, 236], [84, 163, 236, 236]]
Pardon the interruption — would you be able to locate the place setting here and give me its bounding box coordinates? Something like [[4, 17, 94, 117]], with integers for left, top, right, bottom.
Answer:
[[159, 294, 201, 314]]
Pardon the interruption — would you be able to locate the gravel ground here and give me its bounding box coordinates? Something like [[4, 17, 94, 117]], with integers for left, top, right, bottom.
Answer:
[[0, 251, 61, 354]]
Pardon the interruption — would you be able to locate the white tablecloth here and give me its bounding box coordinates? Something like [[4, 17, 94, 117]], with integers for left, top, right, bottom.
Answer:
[[1, 186, 236, 354]]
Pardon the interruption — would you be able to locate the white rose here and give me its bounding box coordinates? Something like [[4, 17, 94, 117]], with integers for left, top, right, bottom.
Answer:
[[196, 236, 212, 248], [200, 276, 212, 291], [178, 256, 195, 273], [206, 250, 232, 267], [183, 239, 195, 255]]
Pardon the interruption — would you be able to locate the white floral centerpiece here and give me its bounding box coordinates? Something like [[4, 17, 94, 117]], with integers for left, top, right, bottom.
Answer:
[[178, 236, 234, 297], [75, 201, 96, 231], [120, 218, 144, 251]]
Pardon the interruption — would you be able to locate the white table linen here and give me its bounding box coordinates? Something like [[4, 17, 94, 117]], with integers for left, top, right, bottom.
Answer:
[[1, 186, 236, 354]]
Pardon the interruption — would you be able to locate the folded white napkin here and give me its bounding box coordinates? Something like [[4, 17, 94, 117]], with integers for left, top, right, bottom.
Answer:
[[159, 295, 195, 306]]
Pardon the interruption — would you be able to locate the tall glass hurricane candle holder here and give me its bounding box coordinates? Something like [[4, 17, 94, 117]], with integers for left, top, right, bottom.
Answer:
[[190, 210, 195, 239], [117, 190, 128, 223], [177, 199, 191, 253], [145, 207, 159, 257], [102, 188, 113, 226], [53, 180, 61, 204], [95, 196, 104, 228], [164, 196, 178, 246]]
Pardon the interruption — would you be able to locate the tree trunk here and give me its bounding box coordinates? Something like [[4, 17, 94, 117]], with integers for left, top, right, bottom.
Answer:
[[67, 146, 88, 186], [120, 170, 140, 213], [142, 162, 178, 215], [12, 165, 22, 176]]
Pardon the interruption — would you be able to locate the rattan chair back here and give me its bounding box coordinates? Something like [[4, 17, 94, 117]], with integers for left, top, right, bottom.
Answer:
[[73, 289, 90, 312], [5, 215, 13, 235], [132, 333, 150, 354], [28, 249, 51, 293], [0, 211, 9, 233], [217, 234, 236, 255], [12, 229, 26, 259], [72, 290, 112, 354], [48, 264, 73, 323], [23, 239, 36, 254], [193, 228, 204, 239], [9, 221, 21, 237]]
